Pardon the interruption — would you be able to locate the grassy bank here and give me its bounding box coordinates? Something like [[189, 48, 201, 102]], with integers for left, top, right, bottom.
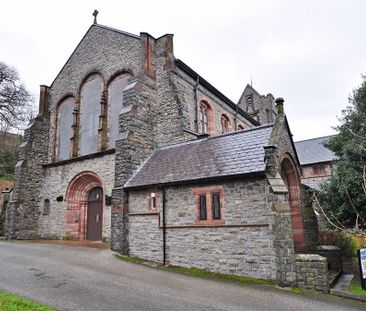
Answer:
[[0, 290, 55, 310]]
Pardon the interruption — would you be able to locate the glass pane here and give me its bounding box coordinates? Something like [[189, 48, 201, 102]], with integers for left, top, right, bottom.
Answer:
[[88, 187, 103, 202], [212, 193, 221, 219], [57, 97, 75, 161], [80, 75, 103, 156], [199, 194, 207, 220]]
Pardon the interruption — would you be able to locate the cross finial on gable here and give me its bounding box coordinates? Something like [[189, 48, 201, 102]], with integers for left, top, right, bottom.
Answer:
[[93, 10, 99, 24]]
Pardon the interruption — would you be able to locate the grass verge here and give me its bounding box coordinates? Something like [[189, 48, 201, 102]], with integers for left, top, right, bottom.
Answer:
[[348, 277, 366, 296], [115, 254, 273, 286], [0, 290, 55, 310]]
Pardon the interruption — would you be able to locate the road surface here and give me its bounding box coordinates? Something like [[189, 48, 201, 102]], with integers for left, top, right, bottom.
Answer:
[[0, 241, 364, 311]]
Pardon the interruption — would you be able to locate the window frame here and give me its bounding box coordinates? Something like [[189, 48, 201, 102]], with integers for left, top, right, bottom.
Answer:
[[311, 164, 328, 177], [147, 187, 159, 212], [220, 114, 232, 134], [193, 186, 224, 225], [199, 101, 212, 135]]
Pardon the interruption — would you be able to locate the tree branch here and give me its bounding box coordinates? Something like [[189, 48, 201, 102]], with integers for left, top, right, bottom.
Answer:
[[346, 189, 366, 226]]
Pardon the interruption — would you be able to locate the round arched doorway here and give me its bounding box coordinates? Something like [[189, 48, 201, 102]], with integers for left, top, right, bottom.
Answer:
[[281, 155, 305, 253], [65, 171, 104, 240]]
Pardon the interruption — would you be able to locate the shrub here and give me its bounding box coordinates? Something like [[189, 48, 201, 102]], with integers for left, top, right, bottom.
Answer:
[[319, 230, 357, 260], [353, 234, 366, 250]]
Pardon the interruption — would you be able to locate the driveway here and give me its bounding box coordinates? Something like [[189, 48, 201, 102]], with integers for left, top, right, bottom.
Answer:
[[0, 241, 364, 311]]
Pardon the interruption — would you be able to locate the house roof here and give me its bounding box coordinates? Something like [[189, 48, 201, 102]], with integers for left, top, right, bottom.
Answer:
[[124, 125, 273, 189], [294, 136, 336, 165]]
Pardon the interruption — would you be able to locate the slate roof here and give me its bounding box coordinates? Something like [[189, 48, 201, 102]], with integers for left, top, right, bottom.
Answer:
[[294, 136, 336, 165], [124, 125, 273, 189]]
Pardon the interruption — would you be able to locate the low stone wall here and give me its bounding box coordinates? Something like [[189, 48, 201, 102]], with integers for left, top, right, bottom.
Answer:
[[295, 254, 329, 293]]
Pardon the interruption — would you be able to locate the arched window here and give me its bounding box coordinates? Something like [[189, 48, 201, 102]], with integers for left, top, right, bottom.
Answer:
[[199, 102, 211, 134], [79, 74, 103, 156], [237, 124, 245, 131], [56, 97, 75, 161], [107, 73, 132, 148], [221, 114, 232, 134]]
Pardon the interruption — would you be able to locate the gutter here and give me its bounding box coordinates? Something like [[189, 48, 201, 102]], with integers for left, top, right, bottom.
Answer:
[[194, 76, 200, 132]]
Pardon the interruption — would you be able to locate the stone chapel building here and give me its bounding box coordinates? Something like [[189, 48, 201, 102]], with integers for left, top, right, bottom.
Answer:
[[6, 21, 332, 291]]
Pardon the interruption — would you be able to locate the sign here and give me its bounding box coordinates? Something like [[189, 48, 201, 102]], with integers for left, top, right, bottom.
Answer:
[[358, 248, 366, 290]]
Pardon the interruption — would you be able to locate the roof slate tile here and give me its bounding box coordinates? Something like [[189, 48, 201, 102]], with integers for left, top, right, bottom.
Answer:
[[124, 125, 273, 188]]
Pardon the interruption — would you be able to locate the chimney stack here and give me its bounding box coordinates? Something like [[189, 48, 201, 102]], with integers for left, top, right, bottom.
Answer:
[[275, 97, 284, 115]]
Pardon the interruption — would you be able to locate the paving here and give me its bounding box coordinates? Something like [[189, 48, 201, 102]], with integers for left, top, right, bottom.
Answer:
[[331, 274, 366, 303], [0, 241, 365, 311]]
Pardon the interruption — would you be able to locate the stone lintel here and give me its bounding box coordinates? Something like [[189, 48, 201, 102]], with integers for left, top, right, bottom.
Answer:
[[119, 104, 137, 116], [271, 202, 290, 212], [267, 172, 288, 193], [117, 130, 134, 141], [295, 254, 326, 262]]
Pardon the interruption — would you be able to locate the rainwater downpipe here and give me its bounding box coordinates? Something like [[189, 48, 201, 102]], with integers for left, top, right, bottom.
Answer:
[[234, 103, 238, 130], [160, 185, 167, 265], [194, 76, 200, 133]]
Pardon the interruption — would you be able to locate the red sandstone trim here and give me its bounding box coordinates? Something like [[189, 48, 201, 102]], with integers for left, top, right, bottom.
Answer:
[[159, 223, 269, 229], [193, 185, 225, 225]]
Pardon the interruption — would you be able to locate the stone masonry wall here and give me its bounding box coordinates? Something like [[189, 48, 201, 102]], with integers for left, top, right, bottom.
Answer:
[[295, 254, 329, 293], [172, 68, 254, 136], [48, 25, 143, 161], [238, 85, 276, 125], [38, 153, 115, 240], [128, 190, 163, 262], [6, 116, 49, 239], [127, 177, 278, 280]]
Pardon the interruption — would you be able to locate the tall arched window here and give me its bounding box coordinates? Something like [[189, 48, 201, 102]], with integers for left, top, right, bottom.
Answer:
[[56, 97, 75, 161], [107, 73, 132, 148], [221, 114, 232, 134], [199, 101, 212, 135], [79, 74, 103, 156]]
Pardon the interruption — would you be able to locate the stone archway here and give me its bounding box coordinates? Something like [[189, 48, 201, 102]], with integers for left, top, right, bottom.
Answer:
[[65, 171, 104, 240], [281, 155, 305, 253]]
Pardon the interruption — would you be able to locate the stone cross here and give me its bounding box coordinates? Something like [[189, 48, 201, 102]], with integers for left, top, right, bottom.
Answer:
[[93, 10, 99, 24]]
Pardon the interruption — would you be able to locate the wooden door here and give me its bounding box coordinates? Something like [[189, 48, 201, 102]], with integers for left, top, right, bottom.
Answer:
[[87, 187, 103, 241]]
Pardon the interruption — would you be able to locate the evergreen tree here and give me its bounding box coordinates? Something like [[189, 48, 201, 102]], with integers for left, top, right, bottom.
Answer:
[[319, 76, 366, 229]]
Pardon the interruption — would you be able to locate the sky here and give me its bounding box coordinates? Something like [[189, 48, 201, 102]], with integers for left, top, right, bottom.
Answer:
[[2, 0, 366, 141]]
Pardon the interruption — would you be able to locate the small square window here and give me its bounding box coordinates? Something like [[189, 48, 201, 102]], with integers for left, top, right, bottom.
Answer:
[[151, 192, 157, 209]]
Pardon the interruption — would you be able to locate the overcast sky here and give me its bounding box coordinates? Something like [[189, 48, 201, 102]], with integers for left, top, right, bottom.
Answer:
[[2, 0, 366, 141]]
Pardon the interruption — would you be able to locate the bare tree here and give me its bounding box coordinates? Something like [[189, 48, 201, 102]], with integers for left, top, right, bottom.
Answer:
[[0, 61, 35, 131]]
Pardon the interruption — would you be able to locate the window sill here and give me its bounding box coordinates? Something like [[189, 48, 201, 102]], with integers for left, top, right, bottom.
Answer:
[[44, 148, 115, 168], [195, 219, 225, 225]]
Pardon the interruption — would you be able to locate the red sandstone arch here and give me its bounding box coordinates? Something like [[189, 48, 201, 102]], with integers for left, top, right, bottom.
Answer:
[[65, 171, 104, 240], [280, 154, 305, 253]]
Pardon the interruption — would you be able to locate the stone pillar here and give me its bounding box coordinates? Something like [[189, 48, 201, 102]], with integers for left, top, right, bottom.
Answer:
[[1, 188, 12, 236], [79, 201, 87, 240], [111, 187, 128, 253], [272, 200, 297, 287], [38, 85, 50, 117]]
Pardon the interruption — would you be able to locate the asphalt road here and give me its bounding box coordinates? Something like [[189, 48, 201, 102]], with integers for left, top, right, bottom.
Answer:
[[0, 241, 364, 311]]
